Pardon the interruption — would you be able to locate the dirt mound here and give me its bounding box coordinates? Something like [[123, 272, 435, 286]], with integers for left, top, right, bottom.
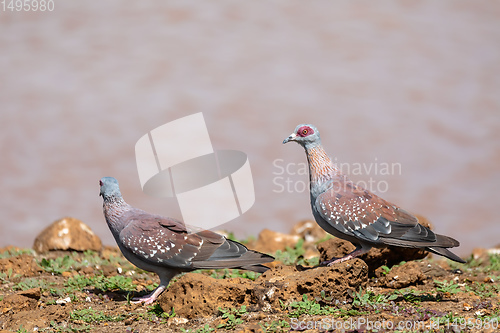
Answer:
[[158, 274, 256, 318], [0, 254, 42, 277], [374, 261, 426, 288], [159, 259, 368, 319]]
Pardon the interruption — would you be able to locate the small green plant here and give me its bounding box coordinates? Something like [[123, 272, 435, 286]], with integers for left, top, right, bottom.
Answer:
[[380, 265, 391, 275], [485, 254, 500, 272], [65, 274, 137, 293], [0, 248, 34, 259], [126, 291, 133, 305], [39, 256, 75, 274], [287, 294, 337, 318], [465, 281, 500, 298], [65, 274, 94, 291], [217, 305, 247, 330], [274, 239, 305, 265], [13, 277, 51, 291], [70, 307, 124, 323], [260, 320, 290, 332], [429, 312, 465, 326], [390, 288, 437, 303], [0, 268, 21, 283], [95, 275, 136, 291], [435, 280, 462, 294], [40, 320, 90, 332], [181, 325, 215, 333], [210, 268, 258, 280], [379, 261, 406, 275], [147, 303, 175, 322], [350, 289, 396, 309], [16, 325, 29, 333]]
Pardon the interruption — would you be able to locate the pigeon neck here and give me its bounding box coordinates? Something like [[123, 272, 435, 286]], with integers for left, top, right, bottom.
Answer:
[[305, 144, 341, 185], [103, 195, 128, 235], [103, 194, 125, 205]]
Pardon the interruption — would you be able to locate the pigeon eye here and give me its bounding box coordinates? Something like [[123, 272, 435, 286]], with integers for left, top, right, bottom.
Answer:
[[302, 129, 308, 135]]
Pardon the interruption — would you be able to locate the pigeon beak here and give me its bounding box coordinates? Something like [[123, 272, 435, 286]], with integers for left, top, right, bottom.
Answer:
[[283, 133, 297, 144]]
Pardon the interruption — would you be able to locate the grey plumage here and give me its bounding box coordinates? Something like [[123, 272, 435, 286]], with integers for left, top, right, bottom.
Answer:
[[283, 124, 465, 265], [99, 177, 274, 304]]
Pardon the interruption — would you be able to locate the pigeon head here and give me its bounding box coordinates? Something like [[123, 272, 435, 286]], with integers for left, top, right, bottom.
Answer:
[[283, 124, 321, 148], [99, 177, 122, 199]]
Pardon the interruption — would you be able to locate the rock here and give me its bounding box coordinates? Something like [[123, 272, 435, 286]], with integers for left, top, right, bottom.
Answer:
[[257, 260, 368, 307], [158, 259, 368, 318], [317, 238, 428, 273], [33, 217, 102, 253], [158, 273, 256, 319], [374, 261, 425, 288], [290, 220, 327, 243], [18, 287, 41, 300], [0, 288, 40, 313], [61, 271, 72, 278], [252, 229, 300, 254]]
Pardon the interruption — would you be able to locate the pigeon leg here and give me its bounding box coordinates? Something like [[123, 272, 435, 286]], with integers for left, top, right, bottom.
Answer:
[[321, 245, 370, 266], [131, 285, 166, 305], [131, 270, 177, 305]]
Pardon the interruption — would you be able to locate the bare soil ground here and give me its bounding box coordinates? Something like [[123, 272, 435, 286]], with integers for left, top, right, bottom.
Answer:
[[0, 237, 499, 333]]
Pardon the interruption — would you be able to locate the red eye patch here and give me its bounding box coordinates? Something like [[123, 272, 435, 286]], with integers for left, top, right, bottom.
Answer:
[[297, 126, 314, 137]]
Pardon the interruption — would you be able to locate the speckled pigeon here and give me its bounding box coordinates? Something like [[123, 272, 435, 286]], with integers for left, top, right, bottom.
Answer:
[[283, 124, 465, 265], [99, 177, 274, 304]]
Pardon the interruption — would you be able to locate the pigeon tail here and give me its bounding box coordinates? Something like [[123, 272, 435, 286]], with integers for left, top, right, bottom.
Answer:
[[426, 246, 466, 264], [239, 264, 271, 273], [191, 248, 274, 270]]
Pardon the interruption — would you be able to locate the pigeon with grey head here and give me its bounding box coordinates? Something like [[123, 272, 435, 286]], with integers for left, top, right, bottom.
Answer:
[[99, 177, 274, 304], [283, 124, 465, 265]]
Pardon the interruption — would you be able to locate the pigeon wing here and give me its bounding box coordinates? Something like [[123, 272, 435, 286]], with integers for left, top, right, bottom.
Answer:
[[190, 229, 274, 270], [119, 210, 204, 269], [315, 180, 437, 245]]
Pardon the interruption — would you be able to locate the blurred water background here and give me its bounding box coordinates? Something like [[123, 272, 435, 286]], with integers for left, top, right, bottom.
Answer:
[[1, 1, 499, 255]]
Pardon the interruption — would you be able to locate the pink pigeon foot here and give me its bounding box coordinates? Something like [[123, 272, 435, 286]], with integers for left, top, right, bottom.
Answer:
[[321, 246, 369, 266], [131, 285, 166, 305]]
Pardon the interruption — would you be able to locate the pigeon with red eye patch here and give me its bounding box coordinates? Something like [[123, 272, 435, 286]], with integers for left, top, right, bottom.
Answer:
[[99, 177, 274, 305], [283, 124, 465, 265]]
